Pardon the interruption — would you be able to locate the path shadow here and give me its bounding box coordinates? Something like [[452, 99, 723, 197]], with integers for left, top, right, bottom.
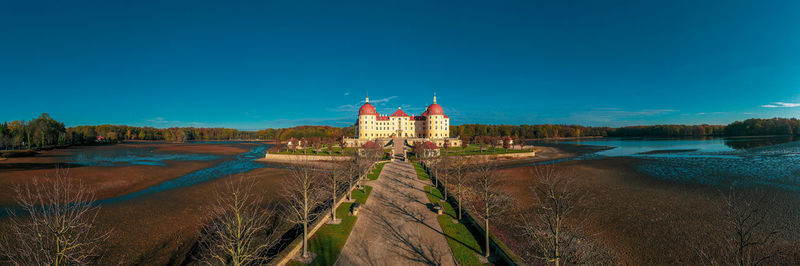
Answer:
[[373, 210, 447, 265]]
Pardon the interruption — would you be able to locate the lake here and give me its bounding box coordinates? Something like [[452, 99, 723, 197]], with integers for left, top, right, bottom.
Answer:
[[536, 136, 800, 190]]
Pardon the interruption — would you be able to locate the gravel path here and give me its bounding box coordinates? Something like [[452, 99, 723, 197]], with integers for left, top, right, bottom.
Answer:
[[335, 161, 456, 266]]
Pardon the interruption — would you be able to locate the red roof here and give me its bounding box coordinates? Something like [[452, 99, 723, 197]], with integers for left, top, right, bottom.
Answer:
[[376, 116, 390, 121], [390, 108, 410, 117], [362, 140, 380, 149], [358, 103, 377, 115], [421, 141, 439, 149], [425, 103, 445, 115]]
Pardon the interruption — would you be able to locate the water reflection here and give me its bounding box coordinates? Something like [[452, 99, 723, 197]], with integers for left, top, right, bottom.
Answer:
[[536, 136, 800, 190], [560, 136, 797, 157], [723, 136, 796, 150], [98, 144, 277, 204], [71, 147, 221, 167]]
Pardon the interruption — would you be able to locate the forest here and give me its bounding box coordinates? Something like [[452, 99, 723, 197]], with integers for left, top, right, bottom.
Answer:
[[449, 123, 728, 139], [0, 113, 354, 150], [1, 114, 798, 150]]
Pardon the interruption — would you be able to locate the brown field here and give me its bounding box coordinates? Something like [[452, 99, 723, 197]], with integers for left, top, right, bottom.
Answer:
[[493, 147, 800, 264], [95, 166, 288, 264], [0, 142, 291, 264], [0, 143, 254, 205]]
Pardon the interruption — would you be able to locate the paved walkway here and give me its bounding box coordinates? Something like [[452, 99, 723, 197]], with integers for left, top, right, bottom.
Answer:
[[393, 137, 406, 160], [335, 161, 456, 266]]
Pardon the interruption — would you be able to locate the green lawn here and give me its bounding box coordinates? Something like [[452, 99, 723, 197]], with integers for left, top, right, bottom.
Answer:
[[288, 186, 373, 266], [442, 144, 533, 156], [413, 163, 486, 265], [414, 162, 429, 181], [367, 162, 387, 180], [274, 147, 358, 156]]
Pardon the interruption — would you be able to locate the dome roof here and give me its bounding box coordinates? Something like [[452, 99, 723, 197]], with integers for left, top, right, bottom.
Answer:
[[359, 103, 377, 115], [425, 103, 444, 115]]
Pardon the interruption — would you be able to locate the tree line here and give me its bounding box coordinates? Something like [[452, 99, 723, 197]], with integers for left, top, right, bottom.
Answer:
[[3, 114, 799, 150], [0, 113, 355, 150], [451, 118, 799, 139]]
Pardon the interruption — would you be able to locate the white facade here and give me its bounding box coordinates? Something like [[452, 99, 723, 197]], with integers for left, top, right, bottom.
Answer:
[[355, 95, 450, 140]]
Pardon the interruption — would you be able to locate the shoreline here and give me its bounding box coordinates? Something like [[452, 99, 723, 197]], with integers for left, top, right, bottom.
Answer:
[[493, 153, 800, 264]]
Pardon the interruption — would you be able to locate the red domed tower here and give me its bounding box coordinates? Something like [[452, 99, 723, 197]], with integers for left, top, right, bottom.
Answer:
[[423, 93, 450, 139], [358, 100, 377, 116], [356, 95, 379, 139]]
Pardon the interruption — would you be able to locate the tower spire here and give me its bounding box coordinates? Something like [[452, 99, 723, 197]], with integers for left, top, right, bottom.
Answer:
[[433, 92, 437, 104], [366, 91, 369, 103]]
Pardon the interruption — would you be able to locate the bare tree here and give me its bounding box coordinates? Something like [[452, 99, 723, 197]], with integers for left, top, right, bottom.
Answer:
[[0, 168, 109, 265], [467, 160, 511, 259], [338, 135, 348, 155], [282, 161, 323, 260], [290, 139, 299, 154], [460, 136, 470, 151], [697, 186, 784, 266], [356, 154, 373, 182], [517, 137, 525, 150], [311, 137, 323, 155], [447, 156, 468, 221], [426, 156, 446, 199], [343, 157, 360, 201], [519, 165, 602, 265], [324, 163, 345, 222], [273, 135, 282, 153], [196, 177, 281, 265], [325, 138, 336, 155], [443, 139, 451, 155]]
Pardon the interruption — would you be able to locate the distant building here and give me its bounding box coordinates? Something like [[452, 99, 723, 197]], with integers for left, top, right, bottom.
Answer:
[[347, 94, 461, 148], [286, 138, 303, 148]]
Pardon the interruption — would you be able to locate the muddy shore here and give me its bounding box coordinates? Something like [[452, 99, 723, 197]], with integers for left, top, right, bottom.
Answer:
[[95, 165, 288, 264], [0, 142, 291, 264], [493, 144, 800, 264], [0, 143, 255, 205]]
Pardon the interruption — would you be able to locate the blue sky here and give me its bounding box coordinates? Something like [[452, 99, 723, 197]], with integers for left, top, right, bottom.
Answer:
[[2, 0, 799, 130]]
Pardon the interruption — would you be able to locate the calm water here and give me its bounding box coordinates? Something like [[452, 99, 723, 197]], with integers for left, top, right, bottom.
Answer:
[[98, 143, 276, 204], [539, 136, 800, 190], [0, 143, 277, 212], [71, 147, 221, 166]]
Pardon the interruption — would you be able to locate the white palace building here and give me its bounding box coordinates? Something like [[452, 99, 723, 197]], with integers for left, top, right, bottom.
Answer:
[[347, 94, 462, 148]]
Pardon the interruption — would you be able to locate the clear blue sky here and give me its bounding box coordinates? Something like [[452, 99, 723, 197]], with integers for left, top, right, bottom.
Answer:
[[2, 0, 799, 130]]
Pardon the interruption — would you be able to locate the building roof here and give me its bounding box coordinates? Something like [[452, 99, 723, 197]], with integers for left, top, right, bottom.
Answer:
[[358, 102, 378, 115], [425, 103, 445, 115], [390, 108, 410, 117], [362, 140, 380, 149], [421, 141, 439, 149]]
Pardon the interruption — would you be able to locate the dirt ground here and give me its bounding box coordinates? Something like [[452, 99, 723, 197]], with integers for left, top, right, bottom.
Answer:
[[95, 165, 288, 264], [492, 147, 800, 264], [0, 142, 291, 264], [0, 143, 254, 205]]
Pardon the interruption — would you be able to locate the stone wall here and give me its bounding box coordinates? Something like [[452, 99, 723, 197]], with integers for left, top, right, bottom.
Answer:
[[262, 153, 354, 162], [459, 151, 536, 160]]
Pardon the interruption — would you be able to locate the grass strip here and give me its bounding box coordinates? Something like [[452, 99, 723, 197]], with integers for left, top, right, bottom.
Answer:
[[413, 162, 485, 265], [288, 186, 372, 266], [367, 162, 387, 180], [290, 161, 385, 265]]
